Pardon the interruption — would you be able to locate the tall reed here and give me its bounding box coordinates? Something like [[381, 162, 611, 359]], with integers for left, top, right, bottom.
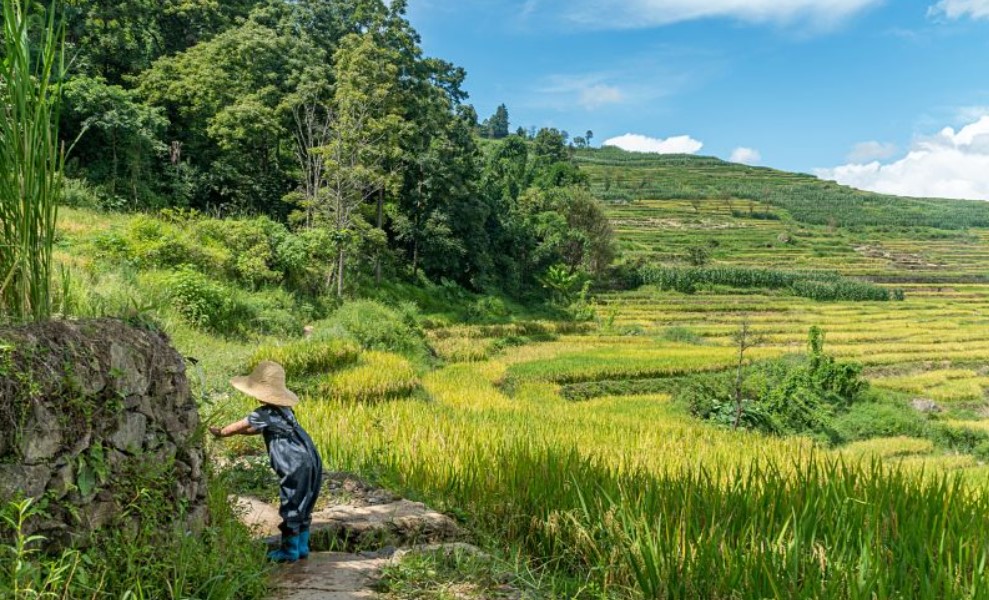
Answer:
[[0, 0, 65, 322]]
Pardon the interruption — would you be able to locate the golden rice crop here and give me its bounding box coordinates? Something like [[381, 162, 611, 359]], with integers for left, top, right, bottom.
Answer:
[[317, 351, 420, 402], [247, 338, 360, 378]]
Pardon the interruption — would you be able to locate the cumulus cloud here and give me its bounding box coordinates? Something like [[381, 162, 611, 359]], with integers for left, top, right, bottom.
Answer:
[[816, 116, 989, 201], [556, 0, 882, 29], [604, 133, 704, 154], [847, 141, 899, 162], [929, 0, 989, 19], [730, 147, 762, 165]]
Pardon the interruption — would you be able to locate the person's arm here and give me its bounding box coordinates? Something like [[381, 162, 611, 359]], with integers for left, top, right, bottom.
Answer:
[[209, 418, 259, 439]]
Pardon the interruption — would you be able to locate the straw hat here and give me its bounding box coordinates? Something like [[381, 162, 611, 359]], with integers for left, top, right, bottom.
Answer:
[[230, 361, 299, 407]]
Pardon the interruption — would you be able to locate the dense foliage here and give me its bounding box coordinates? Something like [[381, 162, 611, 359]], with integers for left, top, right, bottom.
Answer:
[[52, 0, 613, 299], [680, 327, 869, 441]]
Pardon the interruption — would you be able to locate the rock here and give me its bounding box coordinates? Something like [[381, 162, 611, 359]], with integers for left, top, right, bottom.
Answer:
[[0, 319, 206, 551], [22, 402, 62, 463], [47, 462, 75, 499], [390, 542, 489, 564], [81, 500, 119, 531], [911, 398, 942, 414], [0, 465, 50, 499], [110, 412, 147, 452], [110, 342, 149, 396]]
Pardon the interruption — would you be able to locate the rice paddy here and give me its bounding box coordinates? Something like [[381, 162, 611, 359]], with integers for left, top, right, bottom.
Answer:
[[286, 184, 989, 596], [57, 158, 989, 596]]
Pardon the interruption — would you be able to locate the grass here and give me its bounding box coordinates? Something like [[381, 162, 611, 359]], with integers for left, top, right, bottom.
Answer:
[[0, 0, 64, 321]]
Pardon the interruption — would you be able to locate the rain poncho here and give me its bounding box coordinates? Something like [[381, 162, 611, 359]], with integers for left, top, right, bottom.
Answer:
[[247, 405, 324, 534]]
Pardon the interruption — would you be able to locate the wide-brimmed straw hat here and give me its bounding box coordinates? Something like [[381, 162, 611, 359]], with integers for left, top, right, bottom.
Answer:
[[230, 361, 299, 407]]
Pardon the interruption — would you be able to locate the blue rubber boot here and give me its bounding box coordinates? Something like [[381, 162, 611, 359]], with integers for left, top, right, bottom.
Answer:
[[298, 528, 311, 560], [267, 533, 300, 563]]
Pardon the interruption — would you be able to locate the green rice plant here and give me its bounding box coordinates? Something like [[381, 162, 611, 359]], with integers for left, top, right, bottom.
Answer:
[[317, 351, 420, 402], [0, 0, 65, 322], [247, 338, 360, 378]]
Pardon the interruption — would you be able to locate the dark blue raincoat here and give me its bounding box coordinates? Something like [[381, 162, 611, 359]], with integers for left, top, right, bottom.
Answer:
[[247, 405, 324, 535]]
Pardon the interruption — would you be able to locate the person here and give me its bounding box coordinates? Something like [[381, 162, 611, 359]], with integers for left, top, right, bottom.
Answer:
[[210, 361, 324, 563]]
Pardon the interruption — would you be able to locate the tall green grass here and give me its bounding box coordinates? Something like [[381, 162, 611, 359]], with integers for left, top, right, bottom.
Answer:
[[639, 265, 901, 302], [0, 0, 65, 322]]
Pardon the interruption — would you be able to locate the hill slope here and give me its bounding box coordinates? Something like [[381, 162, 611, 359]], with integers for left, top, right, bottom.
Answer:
[[576, 148, 989, 281]]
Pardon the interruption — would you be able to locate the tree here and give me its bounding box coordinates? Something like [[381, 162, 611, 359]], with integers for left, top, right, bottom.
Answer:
[[731, 317, 764, 430], [317, 32, 406, 297], [585, 130, 593, 146], [62, 76, 167, 205], [484, 103, 509, 139], [138, 17, 330, 212]]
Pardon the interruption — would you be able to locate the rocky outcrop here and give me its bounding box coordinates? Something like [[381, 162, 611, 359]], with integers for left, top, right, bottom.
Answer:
[[0, 319, 205, 548]]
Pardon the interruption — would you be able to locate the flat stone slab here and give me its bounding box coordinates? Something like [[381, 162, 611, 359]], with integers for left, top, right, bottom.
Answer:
[[234, 495, 460, 552], [271, 552, 387, 600]]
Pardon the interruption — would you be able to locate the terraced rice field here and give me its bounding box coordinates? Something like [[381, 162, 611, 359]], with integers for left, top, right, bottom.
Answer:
[[605, 198, 989, 280]]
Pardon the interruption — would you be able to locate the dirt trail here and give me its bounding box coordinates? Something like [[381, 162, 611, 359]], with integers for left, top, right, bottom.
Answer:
[[232, 473, 461, 599]]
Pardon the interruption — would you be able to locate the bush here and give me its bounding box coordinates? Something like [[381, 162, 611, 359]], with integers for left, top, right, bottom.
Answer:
[[318, 351, 420, 402], [248, 339, 360, 378], [92, 215, 227, 273], [315, 300, 429, 359], [61, 177, 107, 210], [679, 328, 868, 440], [166, 265, 238, 331], [832, 403, 927, 442]]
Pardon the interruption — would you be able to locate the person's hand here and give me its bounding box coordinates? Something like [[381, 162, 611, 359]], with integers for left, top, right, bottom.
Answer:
[[209, 426, 223, 439]]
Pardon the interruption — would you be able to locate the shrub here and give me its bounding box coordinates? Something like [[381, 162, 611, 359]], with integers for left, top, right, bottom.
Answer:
[[318, 351, 420, 402], [679, 328, 868, 440], [315, 300, 429, 359], [166, 265, 236, 331], [247, 339, 360, 378], [193, 217, 285, 288], [832, 403, 927, 442]]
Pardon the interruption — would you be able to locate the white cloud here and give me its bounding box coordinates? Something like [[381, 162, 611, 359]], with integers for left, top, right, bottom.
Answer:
[[604, 133, 704, 154], [847, 141, 899, 162], [730, 147, 762, 165], [929, 0, 989, 20], [816, 115, 989, 201], [556, 0, 882, 29], [579, 85, 624, 109], [534, 74, 629, 111]]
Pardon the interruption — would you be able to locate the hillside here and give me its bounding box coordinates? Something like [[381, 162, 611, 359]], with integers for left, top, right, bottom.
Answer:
[[576, 147, 989, 281]]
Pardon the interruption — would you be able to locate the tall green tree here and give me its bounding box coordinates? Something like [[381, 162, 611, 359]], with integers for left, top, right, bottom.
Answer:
[[62, 75, 167, 204], [138, 17, 330, 212], [317, 32, 406, 297], [481, 103, 509, 139]]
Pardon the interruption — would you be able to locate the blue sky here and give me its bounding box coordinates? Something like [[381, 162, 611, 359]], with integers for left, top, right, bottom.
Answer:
[[406, 0, 989, 200]]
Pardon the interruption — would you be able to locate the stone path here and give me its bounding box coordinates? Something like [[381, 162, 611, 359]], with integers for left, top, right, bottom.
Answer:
[[232, 473, 461, 599]]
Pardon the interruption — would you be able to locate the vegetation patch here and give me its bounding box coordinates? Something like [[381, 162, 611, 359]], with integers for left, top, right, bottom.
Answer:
[[640, 265, 902, 301], [318, 351, 421, 402], [247, 338, 361, 378]]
